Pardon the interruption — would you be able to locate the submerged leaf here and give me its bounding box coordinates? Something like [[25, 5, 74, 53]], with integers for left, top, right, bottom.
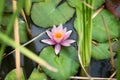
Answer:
[[4, 0, 12, 13], [40, 46, 79, 80], [31, 0, 74, 27], [1, 15, 28, 43]]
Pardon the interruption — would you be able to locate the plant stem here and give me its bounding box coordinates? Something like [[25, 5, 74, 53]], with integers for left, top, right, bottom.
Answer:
[[0, 0, 5, 23], [0, 31, 57, 72], [117, 39, 120, 79], [102, 16, 115, 71], [12, 0, 21, 79], [81, 0, 92, 67], [0, 0, 23, 64], [76, 0, 93, 76]]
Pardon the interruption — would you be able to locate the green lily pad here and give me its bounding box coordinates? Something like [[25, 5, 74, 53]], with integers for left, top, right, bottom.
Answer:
[[5, 68, 25, 80], [68, 0, 104, 9], [40, 46, 79, 80], [94, 0, 104, 9], [91, 42, 115, 60], [92, 9, 120, 42], [29, 69, 47, 80], [31, 0, 75, 27], [112, 40, 120, 52], [67, 0, 81, 7], [32, 0, 44, 2], [5, 68, 47, 80]]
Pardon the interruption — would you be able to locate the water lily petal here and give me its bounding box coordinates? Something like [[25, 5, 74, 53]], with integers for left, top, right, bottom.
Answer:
[[41, 39, 56, 45], [61, 39, 75, 46], [62, 30, 72, 41], [54, 38, 63, 43], [41, 24, 75, 55], [58, 24, 63, 30], [57, 24, 66, 34], [55, 44, 61, 55], [63, 27, 67, 33], [46, 30, 54, 40], [52, 25, 57, 33], [58, 24, 67, 34]]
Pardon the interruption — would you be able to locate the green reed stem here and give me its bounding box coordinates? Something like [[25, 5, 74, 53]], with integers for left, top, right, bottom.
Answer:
[[76, 0, 93, 67], [0, 0, 24, 64], [117, 40, 120, 79], [0, 0, 5, 23]]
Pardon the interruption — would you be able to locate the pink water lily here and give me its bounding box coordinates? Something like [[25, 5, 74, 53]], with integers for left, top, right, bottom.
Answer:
[[41, 24, 75, 55]]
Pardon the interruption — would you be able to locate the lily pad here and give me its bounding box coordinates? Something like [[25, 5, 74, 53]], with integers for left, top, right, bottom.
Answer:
[[112, 40, 120, 52], [40, 46, 79, 80], [29, 69, 47, 80], [92, 9, 120, 42], [67, 0, 81, 7], [91, 42, 115, 60], [5, 68, 47, 80], [32, 0, 44, 3], [31, 0, 74, 27], [94, 0, 104, 9], [5, 68, 25, 80]]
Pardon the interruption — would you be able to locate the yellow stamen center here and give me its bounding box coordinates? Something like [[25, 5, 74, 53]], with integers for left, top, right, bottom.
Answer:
[[54, 32, 63, 39]]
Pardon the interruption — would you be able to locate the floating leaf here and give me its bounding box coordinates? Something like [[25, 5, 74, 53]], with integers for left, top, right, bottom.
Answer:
[[5, 68, 47, 80], [112, 40, 120, 52], [5, 68, 25, 80], [92, 9, 120, 42], [40, 46, 79, 80], [32, 0, 44, 3], [31, 0, 74, 27], [94, 0, 104, 9], [91, 42, 115, 60], [67, 0, 81, 7], [29, 69, 47, 80]]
